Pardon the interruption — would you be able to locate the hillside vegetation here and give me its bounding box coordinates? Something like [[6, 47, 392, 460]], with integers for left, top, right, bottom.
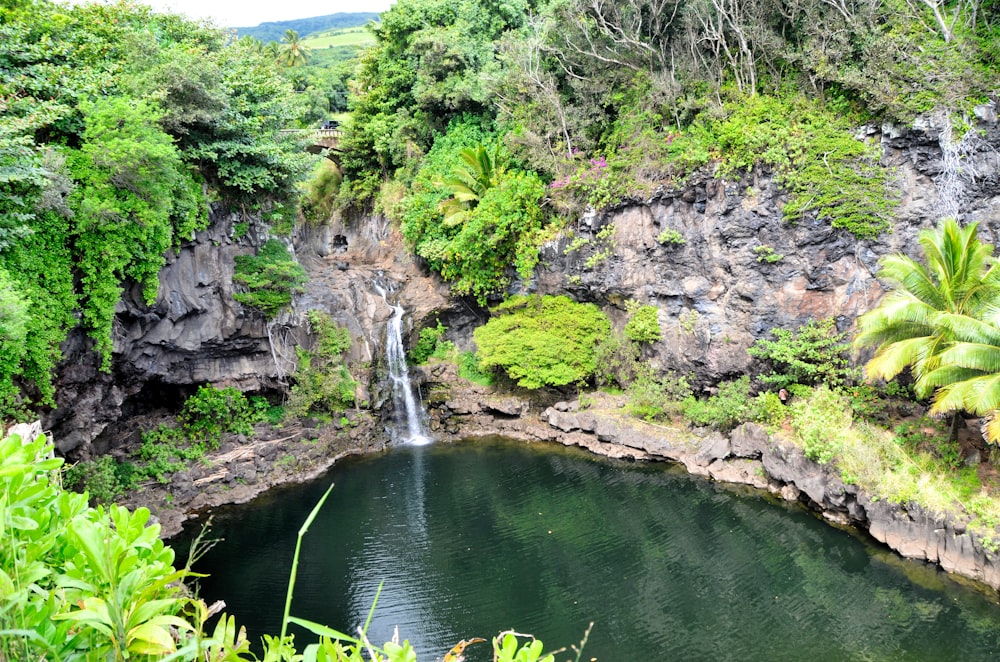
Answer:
[[233, 12, 378, 43], [0, 0, 311, 417], [337, 0, 997, 296]]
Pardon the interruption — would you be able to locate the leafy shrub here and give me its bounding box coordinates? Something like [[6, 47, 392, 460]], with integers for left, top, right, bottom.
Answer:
[[473, 295, 611, 389], [250, 395, 286, 425], [656, 228, 685, 246], [123, 385, 266, 484], [458, 350, 494, 386], [63, 455, 137, 505], [287, 310, 358, 417], [748, 318, 854, 389], [137, 425, 206, 484], [7, 430, 192, 661], [624, 301, 661, 344], [789, 385, 851, 463], [750, 391, 787, 433], [594, 331, 644, 389], [0, 267, 31, 415], [301, 159, 342, 223], [681, 376, 753, 431], [178, 385, 258, 449], [754, 245, 783, 263], [626, 371, 692, 421], [409, 321, 452, 364], [233, 239, 308, 317], [69, 96, 206, 369], [399, 120, 550, 303]]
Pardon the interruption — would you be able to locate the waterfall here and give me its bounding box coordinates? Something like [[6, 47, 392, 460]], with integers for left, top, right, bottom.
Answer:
[[373, 280, 432, 446]]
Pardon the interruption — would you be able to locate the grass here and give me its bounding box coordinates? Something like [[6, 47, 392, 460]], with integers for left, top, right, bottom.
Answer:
[[784, 387, 1000, 534], [301, 27, 374, 49]]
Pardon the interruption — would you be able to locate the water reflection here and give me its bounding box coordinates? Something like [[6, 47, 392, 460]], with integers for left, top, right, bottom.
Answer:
[[185, 439, 1000, 661]]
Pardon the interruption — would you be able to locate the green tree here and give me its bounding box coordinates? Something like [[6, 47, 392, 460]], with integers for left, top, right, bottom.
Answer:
[[854, 218, 1000, 392], [750, 318, 853, 389], [438, 143, 505, 225], [473, 295, 611, 389], [68, 96, 204, 369], [279, 29, 312, 67], [921, 312, 1000, 443], [400, 122, 548, 303]]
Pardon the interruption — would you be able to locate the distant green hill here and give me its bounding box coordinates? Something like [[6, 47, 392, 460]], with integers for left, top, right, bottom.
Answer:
[[234, 12, 378, 43], [301, 26, 375, 49]]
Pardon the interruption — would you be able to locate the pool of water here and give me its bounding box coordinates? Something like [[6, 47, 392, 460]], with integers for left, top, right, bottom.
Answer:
[[183, 437, 1000, 660]]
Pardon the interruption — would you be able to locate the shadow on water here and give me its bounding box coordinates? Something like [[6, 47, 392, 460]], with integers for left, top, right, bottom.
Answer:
[[179, 438, 1000, 661]]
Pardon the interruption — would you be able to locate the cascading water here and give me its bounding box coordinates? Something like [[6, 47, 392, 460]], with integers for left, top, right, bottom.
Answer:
[[373, 279, 432, 446]]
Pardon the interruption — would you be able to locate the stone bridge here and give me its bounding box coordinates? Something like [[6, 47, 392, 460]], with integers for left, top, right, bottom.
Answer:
[[280, 128, 342, 159]]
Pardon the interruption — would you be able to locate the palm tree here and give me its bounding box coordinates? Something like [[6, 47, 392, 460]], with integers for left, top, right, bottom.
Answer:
[[278, 29, 311, 68], [922, 310, 1000, 442], [438, 144, 505, 227], [855, 218, 1000, 393], [855, 218, 1000, 440], [265, 41, 281, 62]]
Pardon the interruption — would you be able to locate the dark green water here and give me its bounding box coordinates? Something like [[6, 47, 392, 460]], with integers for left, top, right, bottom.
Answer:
[[186, 438, 1000, 660]]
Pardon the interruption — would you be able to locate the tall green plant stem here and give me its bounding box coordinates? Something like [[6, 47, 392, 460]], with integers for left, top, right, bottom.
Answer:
[[279, 482, 335, 644]]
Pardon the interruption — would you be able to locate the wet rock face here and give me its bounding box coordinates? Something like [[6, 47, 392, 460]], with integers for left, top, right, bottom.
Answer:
[[47, 208, 453, 458]]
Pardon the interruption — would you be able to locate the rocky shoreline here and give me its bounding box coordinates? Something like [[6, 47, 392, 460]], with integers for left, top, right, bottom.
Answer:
[[119, 361, 1000, 593], [125, 412, 387, 538]]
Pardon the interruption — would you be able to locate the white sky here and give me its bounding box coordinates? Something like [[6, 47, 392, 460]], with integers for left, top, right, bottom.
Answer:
[[64, 0, 392, 28]]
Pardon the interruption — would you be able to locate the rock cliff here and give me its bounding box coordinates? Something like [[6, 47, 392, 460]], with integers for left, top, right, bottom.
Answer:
[[47, 206, 452, 457], [46, 112, 1000, 480], [530, 115, 1000, 385]]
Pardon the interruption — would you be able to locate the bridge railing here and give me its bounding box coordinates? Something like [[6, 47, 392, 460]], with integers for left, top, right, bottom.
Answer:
[[278, 128, 343, 139]]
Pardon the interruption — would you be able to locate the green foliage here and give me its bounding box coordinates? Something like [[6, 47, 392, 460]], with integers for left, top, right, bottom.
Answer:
[[749, 318, 854, 389], [668, 94, 896, 238], [64, 455, 138, 506], [893, 416, 963, 471], [854, 218, 1000, 442], [754, 245, 783, 264], [458, 350, 494, 386], [0, 267, 31, 414], [337, 0, 529, 203], [301, 159, 343, 222], [68, 96, 205, 368], [656, 228, 685, 246], [624, 301, 661, 344], [751, 391, 787, 433], [626, 371, 692, 422], [400, 121, 549, 303], [233, 239, 308, 317], [473, 295, 611, 389], [124, 385, 266, 484], [0, 0, 313, 410], [178, 385, 258, 448], [136, 425, 205, 484], [789, 385, 851, 463], [180, 39, 312, 203], [437, 143, 506, 225], [3, 429, 192, 661], [287, 310, 358, 418], [681, 376, 753, 431], [409, 321, 451, 364], [594, 331, 645, 390]]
